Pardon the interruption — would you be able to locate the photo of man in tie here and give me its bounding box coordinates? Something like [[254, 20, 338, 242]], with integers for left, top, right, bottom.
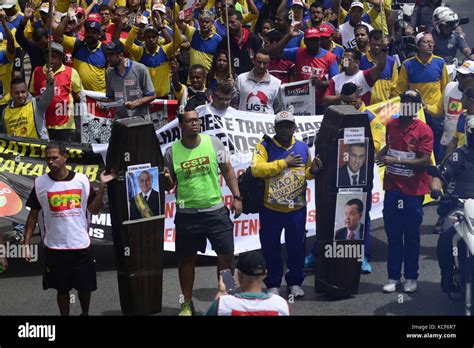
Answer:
[[337, 142, 368, 187], [129, 170, 160, 220], [334, 198, 365, 241]]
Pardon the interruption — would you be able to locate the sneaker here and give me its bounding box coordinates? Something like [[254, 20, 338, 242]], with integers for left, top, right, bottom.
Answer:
[[382, 279, 401, 293], [404, 279, 418, 293], [178, 299, 194, 316], [361, 257, 372, 274], [266, 287, 280, 296], [433, 217, 444, 234], [289, 285, 305, 298], [304, 253, 315, 268]]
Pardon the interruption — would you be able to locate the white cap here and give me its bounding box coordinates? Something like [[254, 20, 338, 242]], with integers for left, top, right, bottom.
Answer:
[[291, 0, 305, 8], [152, 3, 166, 13], [1, 0, 17, 9], [139, 16, 149, 25], [415, 32, 432, 45], [457, 60, 474, 75], [350, 1, 364, 10], [274, 110, 295, 124]]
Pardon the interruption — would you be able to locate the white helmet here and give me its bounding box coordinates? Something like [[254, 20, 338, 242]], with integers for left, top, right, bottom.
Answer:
[[433, 6, 459, 33]]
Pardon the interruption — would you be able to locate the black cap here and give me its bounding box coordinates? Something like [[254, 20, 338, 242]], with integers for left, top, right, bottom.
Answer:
[[400, 89, 422, 103], [341, 82, 358, 96], [236, 251, 267, 276], [103, 40, 125, 54]]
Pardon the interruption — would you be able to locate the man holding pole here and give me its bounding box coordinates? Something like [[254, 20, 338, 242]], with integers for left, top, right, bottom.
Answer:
[[216, 9, 262, 75]]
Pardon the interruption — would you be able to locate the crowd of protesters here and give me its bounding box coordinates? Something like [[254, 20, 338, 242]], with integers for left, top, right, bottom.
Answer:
[[1, 0, 474, 316]]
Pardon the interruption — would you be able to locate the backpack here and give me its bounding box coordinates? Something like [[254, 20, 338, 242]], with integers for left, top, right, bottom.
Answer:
[[238, 135, 273, 214]]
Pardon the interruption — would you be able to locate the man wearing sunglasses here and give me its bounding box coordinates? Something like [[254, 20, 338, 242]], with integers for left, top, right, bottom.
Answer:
[[163, 106, 242, 316]]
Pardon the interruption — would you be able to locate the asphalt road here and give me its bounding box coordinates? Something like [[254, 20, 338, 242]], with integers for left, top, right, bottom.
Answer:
[[1, 0, 473, 317]]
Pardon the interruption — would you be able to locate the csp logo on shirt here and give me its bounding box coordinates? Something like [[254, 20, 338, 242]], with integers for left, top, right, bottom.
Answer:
[[180, 156, 211, 179], [47, 189, 82, 212]]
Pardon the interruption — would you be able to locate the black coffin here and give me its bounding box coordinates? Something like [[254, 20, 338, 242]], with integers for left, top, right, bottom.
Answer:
[[106, 117, 165, 315]]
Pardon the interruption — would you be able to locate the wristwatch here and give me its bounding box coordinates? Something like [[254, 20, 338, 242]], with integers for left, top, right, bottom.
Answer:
[[233, 195, 243, 201]]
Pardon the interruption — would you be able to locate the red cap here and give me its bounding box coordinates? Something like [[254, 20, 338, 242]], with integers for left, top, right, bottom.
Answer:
[[318, 24, 333, 37], [304, 27, 321, 39], [76, 7, 86, 15], [87, 13, 101, 23]]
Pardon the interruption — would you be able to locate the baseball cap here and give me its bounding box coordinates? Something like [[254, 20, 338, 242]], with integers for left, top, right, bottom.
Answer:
[[199, 9, 215, 20], [139, 16, 149, 25], [318, 23, 333, 37], [304, 27, 320, 39], [39, 3, 50, 13], [144, 25, 159, 34], [415, 31, 432, 45], [103, 39, 125, 53], [85, 20, 102, 30], [275, 110, 295, 124], [76, 7, 86, 16], [236, 251, 267, 276], [457, 60, 474, 75], [87, 13, 102, 23], [1, 0, 16, 9], [291, 0, 305, 8], [350, 1, 364, 10], [152, 3, 166, 13]]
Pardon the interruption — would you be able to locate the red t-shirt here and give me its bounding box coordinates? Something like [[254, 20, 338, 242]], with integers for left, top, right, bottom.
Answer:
[[383, 118, 434, 196], [106, 23, 129, 40]]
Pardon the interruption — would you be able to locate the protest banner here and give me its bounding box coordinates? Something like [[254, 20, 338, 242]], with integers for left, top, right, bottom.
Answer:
[[81, 91, 178, 144], [0, 108, 386, 255], [279, 79, 316, 115], [0, 134, 112, 242]]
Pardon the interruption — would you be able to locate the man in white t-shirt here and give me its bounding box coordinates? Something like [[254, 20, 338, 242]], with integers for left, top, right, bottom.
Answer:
[[234, 49, 282, 114], [339, 1, 374, 49], [323, 46, 388, 107]]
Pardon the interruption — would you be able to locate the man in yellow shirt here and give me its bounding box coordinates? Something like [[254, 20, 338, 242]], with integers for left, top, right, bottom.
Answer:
[[177, 10, 222, 73], [125, 11, 182, 98], [252, 111, 322, 298], [0, 9, 15, 116], [1, 71, 54, 140], [396, 31, 448, 162]]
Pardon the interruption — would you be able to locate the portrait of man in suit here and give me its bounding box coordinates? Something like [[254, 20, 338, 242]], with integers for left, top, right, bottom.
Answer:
[[337, 142, 368, 187], [334, 198, 365, 241], [129, 170, 160, 220]]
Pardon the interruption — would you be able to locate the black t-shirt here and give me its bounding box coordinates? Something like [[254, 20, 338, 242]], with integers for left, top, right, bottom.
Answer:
[[26, 171, 96, 211]]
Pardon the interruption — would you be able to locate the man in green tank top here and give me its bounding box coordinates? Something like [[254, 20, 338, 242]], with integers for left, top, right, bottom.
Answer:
[[163, 108, 242, 316]]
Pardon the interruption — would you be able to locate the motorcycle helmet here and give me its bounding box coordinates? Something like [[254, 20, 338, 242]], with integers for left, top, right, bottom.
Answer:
[[433, 6, 459, 33]]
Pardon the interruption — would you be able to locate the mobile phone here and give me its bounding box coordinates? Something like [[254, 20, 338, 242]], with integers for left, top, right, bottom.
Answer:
[[220, 269, 235, 295]]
